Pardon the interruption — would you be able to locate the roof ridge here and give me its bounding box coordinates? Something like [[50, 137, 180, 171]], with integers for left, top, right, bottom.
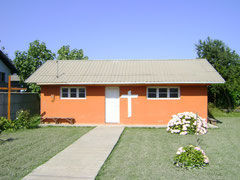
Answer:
[[48, 59, 205, 62]]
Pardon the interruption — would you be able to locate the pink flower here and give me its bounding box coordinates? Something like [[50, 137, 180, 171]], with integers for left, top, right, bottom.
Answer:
[[194, 147, 201, 151], [201, 150, 206, 156], [204, 156, 209, 163]]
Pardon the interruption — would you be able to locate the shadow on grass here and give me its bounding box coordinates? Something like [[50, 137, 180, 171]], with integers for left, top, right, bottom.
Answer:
[[27, 126, 41, 129], [208, 110, 223, 124], [0, 137, 18, 145]]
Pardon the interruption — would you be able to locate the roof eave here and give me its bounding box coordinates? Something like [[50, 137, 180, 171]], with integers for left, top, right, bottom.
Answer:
[[32, 81, 225, 85]]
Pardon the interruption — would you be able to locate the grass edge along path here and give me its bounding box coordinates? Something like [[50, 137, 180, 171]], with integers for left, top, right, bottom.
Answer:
[[95, 127, 127, 180], [0, 126, 94, 180]]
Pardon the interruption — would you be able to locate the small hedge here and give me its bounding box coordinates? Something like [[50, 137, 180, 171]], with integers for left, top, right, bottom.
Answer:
[[174, 145, 209, 169], [0, 117, 13, 133], [0, 110, 40, 133], [167, 112, 208, 135]]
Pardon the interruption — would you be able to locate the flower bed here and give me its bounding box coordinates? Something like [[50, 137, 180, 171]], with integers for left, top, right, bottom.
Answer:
[[174, 145, 209, 169], [166, 112, 208, 135]]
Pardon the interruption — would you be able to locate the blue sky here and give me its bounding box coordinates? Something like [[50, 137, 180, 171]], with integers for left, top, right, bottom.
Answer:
[[1, 0, 240, 60]]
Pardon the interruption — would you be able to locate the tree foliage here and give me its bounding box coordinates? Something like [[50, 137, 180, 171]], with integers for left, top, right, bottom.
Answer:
[[13, 41, 88, 93], [57, 45, 88, 60], [0, 40, 8, 57], [196, 37, 240, 110], [14, 40, 55, 93]]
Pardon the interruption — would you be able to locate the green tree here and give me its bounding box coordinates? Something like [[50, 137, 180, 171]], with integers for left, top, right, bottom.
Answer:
[[14, 40, 55, 93], [57, 45, 88, 60], [0, 40, 8, 57], [196, 37, 240, 110]]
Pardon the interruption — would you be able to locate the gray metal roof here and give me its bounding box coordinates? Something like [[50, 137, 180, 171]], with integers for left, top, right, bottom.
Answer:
[[11, 74, 20, 81], [25, 59, 225, 85], [0, 50, 18, 73]]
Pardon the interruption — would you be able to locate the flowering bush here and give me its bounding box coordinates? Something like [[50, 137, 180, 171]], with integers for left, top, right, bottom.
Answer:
[[166, 112, 207, 135], [174, 145, 209, 169]]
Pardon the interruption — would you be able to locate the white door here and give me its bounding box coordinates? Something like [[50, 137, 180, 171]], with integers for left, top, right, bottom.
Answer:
[[105, 87, 120, 123]]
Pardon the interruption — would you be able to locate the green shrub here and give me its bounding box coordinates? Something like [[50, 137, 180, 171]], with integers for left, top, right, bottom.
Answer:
[[208, 102, 240, 117], [28, 115, 41, 129], [0, 117, 19, 132], [0, 117, 11, 132], [0, 111, 40, 133], [15, 110, 40, 129], [174, 145, 209, 169], [15, 110, 30, 129]]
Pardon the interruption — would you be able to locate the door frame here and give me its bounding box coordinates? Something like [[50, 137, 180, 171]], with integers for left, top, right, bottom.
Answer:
[[105, 86, 120, 123]]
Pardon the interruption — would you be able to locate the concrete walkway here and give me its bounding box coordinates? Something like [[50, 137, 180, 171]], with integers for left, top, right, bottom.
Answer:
[[23, 126, 124, 180]]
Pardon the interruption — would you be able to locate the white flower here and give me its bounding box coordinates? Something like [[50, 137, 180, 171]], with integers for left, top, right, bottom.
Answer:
[[180, 131, 187, 135], [177, 113, 184, 118], [178, 147, 183, 151], [177, 147, 186, 153], [175, 122, 180, 125], [171, 129, 177, 133], [178, 146, 183, 150], [171, 129, 181, 133], [189, 112, 197, 119], [172, 115, 178, 119], [176, 151, 181, 155], [203, 121, 208, 128], [168, 121, 174, 127]]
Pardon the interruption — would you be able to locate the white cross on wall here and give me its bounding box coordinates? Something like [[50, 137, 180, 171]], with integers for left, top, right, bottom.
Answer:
[[121, 90, 138, 117]]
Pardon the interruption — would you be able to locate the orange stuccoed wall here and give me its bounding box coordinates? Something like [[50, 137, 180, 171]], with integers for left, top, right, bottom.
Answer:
[[40, 85, 208, 125]]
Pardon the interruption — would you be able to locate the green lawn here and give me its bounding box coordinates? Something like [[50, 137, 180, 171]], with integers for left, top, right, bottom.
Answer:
[[0, 126, 93, 180], [96, 117, 240, 180]]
